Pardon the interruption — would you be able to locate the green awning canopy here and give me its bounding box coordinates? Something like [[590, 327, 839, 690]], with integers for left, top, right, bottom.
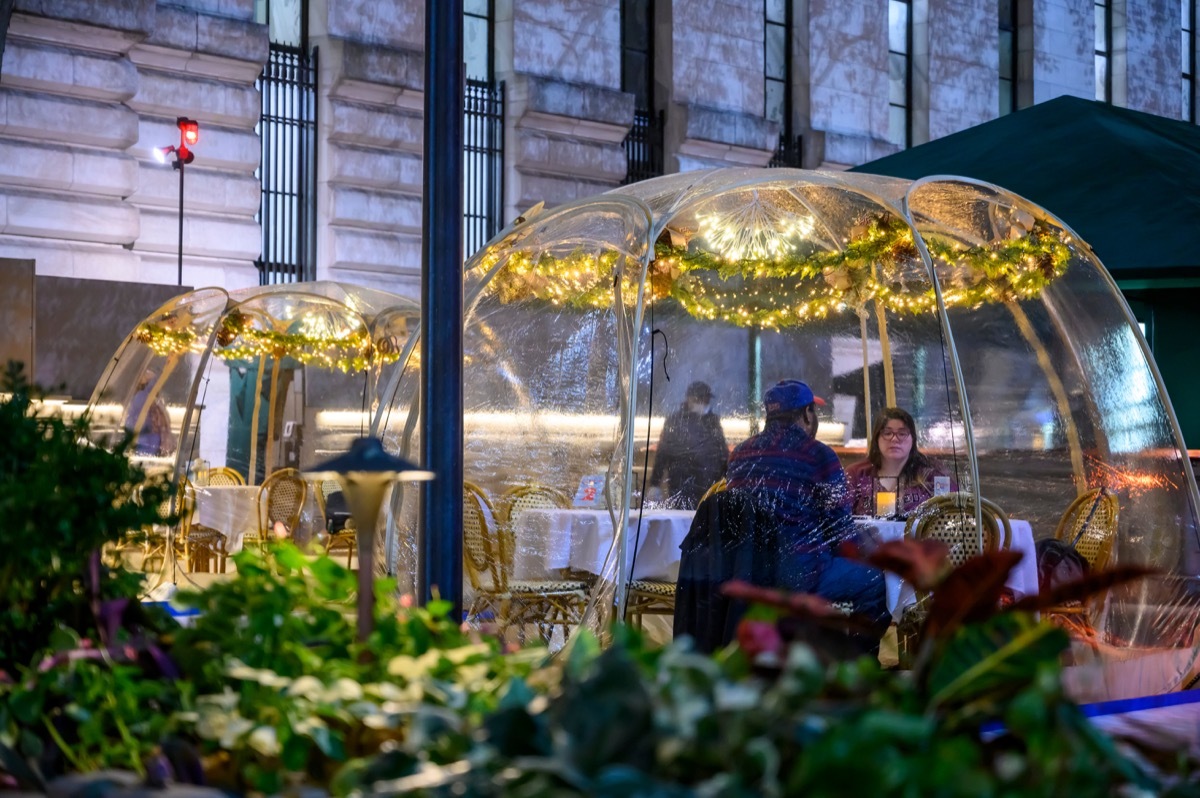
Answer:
[[853, 96, 1200, 277]]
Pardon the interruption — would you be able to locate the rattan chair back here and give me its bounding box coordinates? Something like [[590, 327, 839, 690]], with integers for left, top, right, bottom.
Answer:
[[463, 481, 501, 592], [258, 468, 307, 539], [904, 492, 1011, 568], [206, 466, 245, 487], [1054, 487, 1119, 569]]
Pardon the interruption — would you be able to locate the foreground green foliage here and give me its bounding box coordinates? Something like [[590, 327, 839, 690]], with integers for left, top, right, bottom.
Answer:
[[0, 374, 1197, 796], [0, 363, 171, 670]]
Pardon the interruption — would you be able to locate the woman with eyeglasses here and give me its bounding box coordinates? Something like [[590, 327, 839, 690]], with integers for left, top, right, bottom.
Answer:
[[845, 407, 954, 517]]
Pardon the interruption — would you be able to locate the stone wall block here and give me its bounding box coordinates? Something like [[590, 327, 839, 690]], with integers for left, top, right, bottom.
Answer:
[[341, 41, 423, 92], [330, 145, 423, 192], [808, 0, 889, 137], [513, 171, 623, 210], [1, 189, 139, 244], [329, 100, 423, 151], [167, 0, 257, 21], [141, 5, 268, 66], [2, 42, 139, 102], [513, 1, 619, 88], [135, 117, 260, 172], [127, 69, 260, 127], [0, 234, 142, 280], [0, 139, 136, 196], [130, 163, 260, 214], [684, 104, 778, 151], [328, 0, 424, 51], [329, 227, 422, 274], [515, 132, 627, 181], [330, 186, 422, 232], [526, 76, 633, 126], [0, 89, 139, 148], [1124, 0, 1180, 116], [672, 0, 763, 113], [13, 0, 155, 37], [135, 207, 259, 260]]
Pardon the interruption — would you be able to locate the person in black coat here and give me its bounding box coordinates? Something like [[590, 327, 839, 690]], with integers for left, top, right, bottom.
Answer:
[[648, 381, 728, 509]]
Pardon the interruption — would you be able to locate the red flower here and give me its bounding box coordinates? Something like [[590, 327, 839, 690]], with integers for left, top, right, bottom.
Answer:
[[736, 619, 784, 661]]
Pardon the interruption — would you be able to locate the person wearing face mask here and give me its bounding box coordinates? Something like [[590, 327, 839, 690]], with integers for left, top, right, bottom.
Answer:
[[647, 380, 728, 509], [845, 407, 954, 517], [722, 379, 890, 654]]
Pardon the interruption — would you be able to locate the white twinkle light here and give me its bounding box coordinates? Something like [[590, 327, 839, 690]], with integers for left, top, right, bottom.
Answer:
[[697, 190, 815, 262]]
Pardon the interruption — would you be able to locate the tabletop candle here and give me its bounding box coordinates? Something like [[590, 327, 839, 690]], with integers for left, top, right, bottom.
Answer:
[[876, 491, 897, 517]]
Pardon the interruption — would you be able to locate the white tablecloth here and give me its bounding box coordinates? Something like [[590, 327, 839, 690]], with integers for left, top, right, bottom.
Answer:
[[511, 509, 1040, 615], [193, 485, 260, 553], [512, 508, 695, 582], [860, 518, 1040, 619]]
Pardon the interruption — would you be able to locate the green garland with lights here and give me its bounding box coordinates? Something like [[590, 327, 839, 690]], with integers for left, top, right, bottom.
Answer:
[[484, 214, 1076, 329]]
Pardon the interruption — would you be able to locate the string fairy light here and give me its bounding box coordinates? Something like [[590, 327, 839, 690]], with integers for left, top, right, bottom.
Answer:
[[483, 211, 1075, 328]]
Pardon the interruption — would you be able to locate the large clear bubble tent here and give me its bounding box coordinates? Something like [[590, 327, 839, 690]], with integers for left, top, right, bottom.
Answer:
[[375, 168, 1200, 702]]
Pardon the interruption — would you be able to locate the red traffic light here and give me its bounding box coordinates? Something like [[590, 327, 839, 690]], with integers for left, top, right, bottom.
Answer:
[[178, 117, 199, 146]]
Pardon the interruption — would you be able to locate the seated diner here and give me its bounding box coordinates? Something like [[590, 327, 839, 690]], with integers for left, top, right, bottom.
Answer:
[[845, 407, 955, 517]]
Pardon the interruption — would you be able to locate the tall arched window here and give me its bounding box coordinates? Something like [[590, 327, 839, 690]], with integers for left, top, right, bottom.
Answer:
[[888, 0, 912, 148]]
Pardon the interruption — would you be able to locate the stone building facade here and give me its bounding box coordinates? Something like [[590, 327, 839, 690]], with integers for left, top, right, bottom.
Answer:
[[0, 0, 1192, 299]]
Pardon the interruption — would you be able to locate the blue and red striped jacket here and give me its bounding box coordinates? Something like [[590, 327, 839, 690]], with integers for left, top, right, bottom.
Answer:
[[725, 420, 853, 549]]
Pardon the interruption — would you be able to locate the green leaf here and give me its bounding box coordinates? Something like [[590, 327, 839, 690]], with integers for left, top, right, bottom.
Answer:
[[926, 613, 1069, 710]]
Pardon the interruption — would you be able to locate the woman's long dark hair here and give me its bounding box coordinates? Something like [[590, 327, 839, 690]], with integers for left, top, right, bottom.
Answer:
[[866, 407, 934, 484]]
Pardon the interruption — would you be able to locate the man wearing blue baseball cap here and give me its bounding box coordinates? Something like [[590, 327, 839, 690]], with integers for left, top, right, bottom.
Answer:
[[725, 379, 889, 653]]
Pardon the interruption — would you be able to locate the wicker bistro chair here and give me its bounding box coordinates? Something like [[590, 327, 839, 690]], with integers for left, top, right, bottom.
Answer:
[[1055, 487, 1119, 570], [498, 483, 583, 580], [903, 492, 1011, 567], [176, 480, 229, 573], [463, 482, 588, 643], [316, 478, 356, 567], [896, 492, 1012, 664], [205, 466, 245, 487], [243, 468, 308, 553], [132, 481, 190, 573]]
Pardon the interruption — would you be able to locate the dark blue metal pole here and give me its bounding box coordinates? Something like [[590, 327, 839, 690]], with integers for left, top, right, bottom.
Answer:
[[419, 0, 464, 614]]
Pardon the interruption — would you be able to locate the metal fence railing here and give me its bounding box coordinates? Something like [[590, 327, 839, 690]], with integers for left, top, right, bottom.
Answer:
[[256, 44, 318, 284], [768, 134, 802, 168], [623, 108, 664, 184], [464, 78, 505, 259]]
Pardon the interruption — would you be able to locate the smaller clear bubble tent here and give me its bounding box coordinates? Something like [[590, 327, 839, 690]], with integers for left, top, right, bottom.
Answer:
[[89, 281, 420, 586], [380, 167, 1200, 701]]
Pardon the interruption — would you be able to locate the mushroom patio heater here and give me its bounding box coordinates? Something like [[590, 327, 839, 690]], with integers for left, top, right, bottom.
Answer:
[[306, 436, 433, 641]]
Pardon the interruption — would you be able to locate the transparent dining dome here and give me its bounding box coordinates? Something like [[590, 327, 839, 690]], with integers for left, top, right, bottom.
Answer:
[[90, 281, 420, 589], [379, 168, 1200, 701]]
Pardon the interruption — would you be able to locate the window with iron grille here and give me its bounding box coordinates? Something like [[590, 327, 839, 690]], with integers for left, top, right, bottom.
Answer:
[[888, 0, 912, 148], [1185, 0, 1196, 122], [464, 79, 504, 258], [255, 0, 316, 284], [999, 0, 1017, 115], [464, 0, 504, 258], [1095, 0, 1112, 102], [622, 0, 663, 183], [765, 0, 800, 167]]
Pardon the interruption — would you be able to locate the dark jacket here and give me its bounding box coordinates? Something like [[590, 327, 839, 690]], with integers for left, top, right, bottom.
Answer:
[[673, 489, 785, 652], [649, 405, 728, 508]]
